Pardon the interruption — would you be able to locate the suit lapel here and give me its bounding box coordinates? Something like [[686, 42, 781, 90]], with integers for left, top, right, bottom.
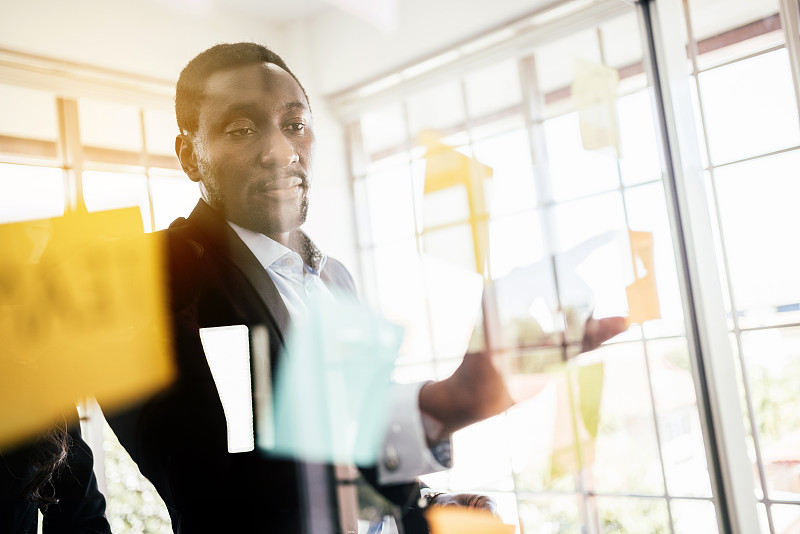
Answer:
[[185, 200, 291, 341]]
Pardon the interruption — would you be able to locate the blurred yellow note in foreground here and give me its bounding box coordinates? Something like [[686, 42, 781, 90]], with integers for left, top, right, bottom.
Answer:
[[427, 507, 515, 534], [0, 207, 173, 448]]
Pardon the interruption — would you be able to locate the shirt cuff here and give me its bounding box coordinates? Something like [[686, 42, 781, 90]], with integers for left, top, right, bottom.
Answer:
[[378, 381, 453, 485]]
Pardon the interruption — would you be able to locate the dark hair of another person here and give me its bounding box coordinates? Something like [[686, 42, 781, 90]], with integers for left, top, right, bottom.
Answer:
[[24, 422, 70, 508], [426, 492, 500, 519], [175, 42, 310, 135]]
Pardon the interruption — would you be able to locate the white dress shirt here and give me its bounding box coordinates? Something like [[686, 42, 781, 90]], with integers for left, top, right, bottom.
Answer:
[[228, 222, 451, 483]]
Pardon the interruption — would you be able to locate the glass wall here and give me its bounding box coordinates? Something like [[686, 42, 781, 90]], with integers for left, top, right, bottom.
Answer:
[[341, 0, 800, 532], [684, 0, 800, 532]]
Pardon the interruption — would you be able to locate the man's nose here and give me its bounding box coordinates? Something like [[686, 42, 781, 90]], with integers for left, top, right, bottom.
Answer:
[[260, 129, 298, 168]]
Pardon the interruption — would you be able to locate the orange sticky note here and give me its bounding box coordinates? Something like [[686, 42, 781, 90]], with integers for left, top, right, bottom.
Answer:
[[625, 230, 660, 324], [0, 207, 173, 447], [426, 507, 514, 534]]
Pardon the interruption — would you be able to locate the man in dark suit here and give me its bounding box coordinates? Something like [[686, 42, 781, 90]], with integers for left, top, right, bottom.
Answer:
[[108, 42, 625, 534]]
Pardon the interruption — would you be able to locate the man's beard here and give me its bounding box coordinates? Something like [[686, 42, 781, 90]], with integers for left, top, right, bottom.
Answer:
[[198, 157, 310, 236]]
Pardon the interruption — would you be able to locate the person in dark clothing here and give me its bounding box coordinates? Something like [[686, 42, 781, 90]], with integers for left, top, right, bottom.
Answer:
[[0, 415, 111, 534]]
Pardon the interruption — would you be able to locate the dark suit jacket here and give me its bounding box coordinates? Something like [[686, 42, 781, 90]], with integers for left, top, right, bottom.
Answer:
[[107, 200, 420, 534]]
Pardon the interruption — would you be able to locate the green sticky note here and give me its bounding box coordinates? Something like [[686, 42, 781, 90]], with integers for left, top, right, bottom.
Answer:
[[267, 293, 402, 466], [578, 362, 604, 438]]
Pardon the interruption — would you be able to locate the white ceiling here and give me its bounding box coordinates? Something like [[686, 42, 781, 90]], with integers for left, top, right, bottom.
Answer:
[[219, 0, 331, 21]]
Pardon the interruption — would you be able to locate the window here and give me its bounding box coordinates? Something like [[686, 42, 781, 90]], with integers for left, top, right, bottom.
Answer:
[[0, 75, 195, 534], [340, 0, 800, 531], [686, 0, 800, 530]]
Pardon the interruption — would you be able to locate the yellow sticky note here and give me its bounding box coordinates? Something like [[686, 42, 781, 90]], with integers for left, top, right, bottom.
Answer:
[[625, 230, 660, 324], [0, 207, 173, 447], [426, 507, 514, 534], [572, 58, 620, 154], [421, 131, 493, 274]]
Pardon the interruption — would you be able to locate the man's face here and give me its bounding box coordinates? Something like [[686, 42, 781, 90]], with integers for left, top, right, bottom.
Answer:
[[183, 62, 316, 238]]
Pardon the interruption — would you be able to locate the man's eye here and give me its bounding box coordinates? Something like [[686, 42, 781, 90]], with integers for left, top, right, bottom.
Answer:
[[286, 123, 305, 132], [229, 127, 256, 136]]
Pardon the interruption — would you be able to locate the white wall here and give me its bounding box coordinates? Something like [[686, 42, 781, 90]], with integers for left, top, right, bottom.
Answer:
[[0, 0, 286, 82]]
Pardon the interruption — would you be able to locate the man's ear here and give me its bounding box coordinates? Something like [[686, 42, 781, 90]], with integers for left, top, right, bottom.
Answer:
[[175, 134, 202, 183]]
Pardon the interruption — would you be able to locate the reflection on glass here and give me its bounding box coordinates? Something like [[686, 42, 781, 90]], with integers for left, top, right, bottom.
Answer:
[[82, 171, 151, 232], [464, 59, 522, 119], [771, 504, 800, 534], [449, 414, 515, 491], [363, 164, 416, 245], [102, 420, 171, 533], [618, 90, 661, 186], [647, 338, 712, 497], [491, 245, 559, 349], [509, 351, 576, 493], [742, 327, 800, 501], [435, 357, 462, 381], [390, 362, 435, 385], [353, 178, 374, 247], [703, 171, 733, 327], [406, 79, 465, 139], [517, 495, 582, 534], [687, 0, 782, 70], [533, 27, 601, 96], [469, 115, 526, 145], [489, 211, 546, 280], [599, 11, 644, 70], [729, 333, 765, 499], [79, 98, 143, 152], [594, 496, 670, 533], [423, 255, 483, 359], [758, 503, 770, 533], [144, 109, 178, 157], [590, 343, 664, 495], [700, 49, 800, 165], [543, 113, 620, 202], [624, 183, 685, 339], [471, 128, 538, 218], [422, 185, 470, 228], [671, 499, 719, 534], [479, 491, 519, 529], [371, 241, 432, 365], [422, 224, 476, 274], [0, 164, 64, 223], [714, 150, 800, 327], [0, 84, 58, 141], [360, 103, 406, 159], [149, 174, 199, 231], [551, 193, 629, 340], [690, 81, 710, 170]]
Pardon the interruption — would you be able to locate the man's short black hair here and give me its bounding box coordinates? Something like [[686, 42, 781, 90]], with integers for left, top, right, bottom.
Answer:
[[175, 42, 309, 135]]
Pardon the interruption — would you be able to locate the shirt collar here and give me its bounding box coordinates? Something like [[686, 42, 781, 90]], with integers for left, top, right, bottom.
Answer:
[[227, 221, 326, 273]]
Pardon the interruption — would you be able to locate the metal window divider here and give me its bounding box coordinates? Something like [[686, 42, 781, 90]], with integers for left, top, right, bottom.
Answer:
[[636, 0, 761, 532]]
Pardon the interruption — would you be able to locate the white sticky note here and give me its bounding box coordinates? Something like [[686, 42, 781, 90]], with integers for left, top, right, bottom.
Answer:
[[199, 325, 254, 453], [250, 325, 274, 451]]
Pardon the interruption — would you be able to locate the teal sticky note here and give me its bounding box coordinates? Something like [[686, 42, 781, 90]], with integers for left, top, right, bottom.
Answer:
[[267, 293, 402, 466]]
